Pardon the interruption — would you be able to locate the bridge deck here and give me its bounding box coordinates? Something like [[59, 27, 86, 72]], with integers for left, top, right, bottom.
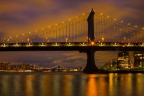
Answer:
[[0, 42, 143, 51]]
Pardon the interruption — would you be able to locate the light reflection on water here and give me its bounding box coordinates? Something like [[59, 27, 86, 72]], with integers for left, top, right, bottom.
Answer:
[[0, 72, 144, 96]]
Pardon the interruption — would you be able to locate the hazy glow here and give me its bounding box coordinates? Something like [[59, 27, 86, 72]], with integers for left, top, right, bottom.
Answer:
[[0, 0, 143, 67]]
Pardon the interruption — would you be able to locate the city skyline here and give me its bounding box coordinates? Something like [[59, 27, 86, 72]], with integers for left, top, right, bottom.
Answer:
[[0, 51, 143, 71], [0, 0, 143, 68]]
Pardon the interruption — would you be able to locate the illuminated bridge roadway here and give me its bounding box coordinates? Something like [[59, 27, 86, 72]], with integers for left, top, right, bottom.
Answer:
[[0, 42, 143, 51]]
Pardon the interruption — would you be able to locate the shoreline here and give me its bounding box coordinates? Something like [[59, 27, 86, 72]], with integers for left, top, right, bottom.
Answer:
[[0, 70, 144, 74]]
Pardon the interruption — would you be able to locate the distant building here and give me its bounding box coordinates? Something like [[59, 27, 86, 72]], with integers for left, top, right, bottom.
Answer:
[[5, 62, 11, 70], [133, 51, 144, 68], [0, 63, 5, 70], [0, 62, 11, 70], [117, 51, 130, 69]]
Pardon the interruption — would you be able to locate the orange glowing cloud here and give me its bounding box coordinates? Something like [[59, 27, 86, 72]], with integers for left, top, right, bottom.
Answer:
[[0, 0, 143, 68]]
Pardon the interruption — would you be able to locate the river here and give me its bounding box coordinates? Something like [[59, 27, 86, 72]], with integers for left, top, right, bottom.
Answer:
[[0, 72, 144, 96]]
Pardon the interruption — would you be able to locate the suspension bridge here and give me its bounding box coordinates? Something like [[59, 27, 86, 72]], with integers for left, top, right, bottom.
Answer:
[[0, 9, 144, 73]]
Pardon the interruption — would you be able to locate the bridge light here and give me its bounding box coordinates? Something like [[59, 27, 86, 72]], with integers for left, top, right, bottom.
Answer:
[[27, 38, 30, 42], [107, 16, 109, 18], [68, 43, 72, 46], [114, 18, 116, 20], [91, 42, 94, 46], [102, 37, 104, 42], [121, 21, 123, 23], [66, 37, 69, 42], [3, 43, 6, 47], [55, 43, 60, 46], [14, 43, 19, 47], [123, 36, 126, 40]]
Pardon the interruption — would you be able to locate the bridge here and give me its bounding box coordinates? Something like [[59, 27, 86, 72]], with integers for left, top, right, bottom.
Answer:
[[0, 9, 144, 73]]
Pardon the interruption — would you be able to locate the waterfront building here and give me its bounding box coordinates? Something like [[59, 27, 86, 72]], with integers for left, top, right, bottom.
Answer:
[[133, 51, 144, 68], [0, 63, 5, 70], [0, 62, 11, 70], [0, 62, 4, 70], [117, 51, 130, 69], [5, 62, 11, 70]]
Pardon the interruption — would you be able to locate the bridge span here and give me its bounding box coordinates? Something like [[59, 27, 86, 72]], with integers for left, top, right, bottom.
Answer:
[[1, 9, 144, 73], [0, 42, 143, 51]]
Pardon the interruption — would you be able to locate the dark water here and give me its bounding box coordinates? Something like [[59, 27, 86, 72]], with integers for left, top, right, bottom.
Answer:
[[0, 72, 144, 96]]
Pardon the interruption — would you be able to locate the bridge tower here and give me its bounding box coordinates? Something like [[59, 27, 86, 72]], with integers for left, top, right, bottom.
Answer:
[[83, 9, 98, 73]]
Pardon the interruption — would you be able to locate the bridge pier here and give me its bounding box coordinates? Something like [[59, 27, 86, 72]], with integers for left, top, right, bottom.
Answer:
[[83, 49, 98, 73]]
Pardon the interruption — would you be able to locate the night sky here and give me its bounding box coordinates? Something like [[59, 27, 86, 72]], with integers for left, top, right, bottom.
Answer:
[[0, 0, 143, 68]]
